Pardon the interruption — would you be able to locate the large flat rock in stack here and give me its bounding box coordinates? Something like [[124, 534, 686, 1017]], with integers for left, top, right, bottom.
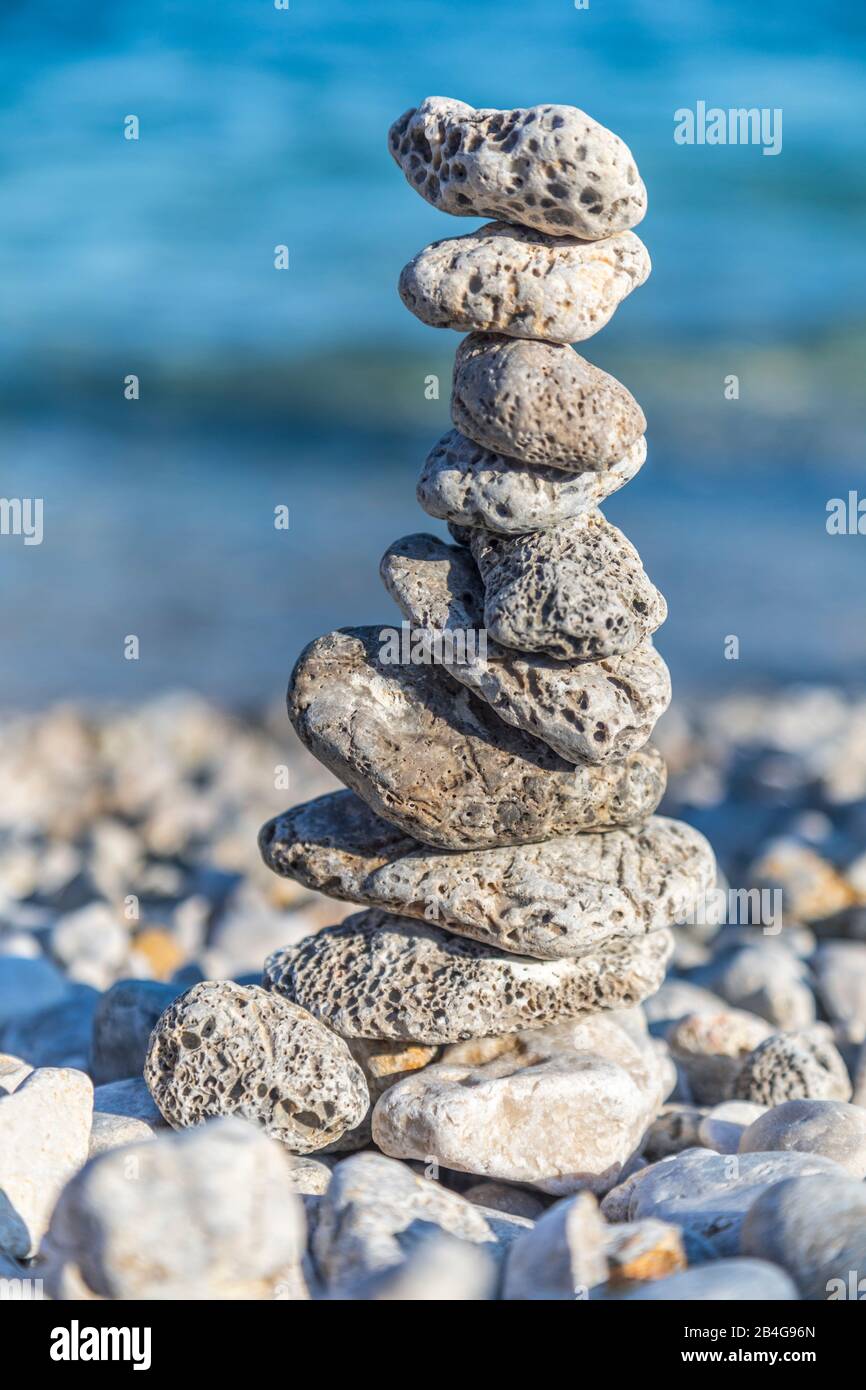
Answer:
[[288, 627, 665, 849], [451, 333, 645, 470], [417, 428, 646, 535], [381, 532, 670, 762], [466, 513, 666, 662], [372, 1012, 672, 1195], [388, 98, 647, 240], [260, 790, 716, 961], [264, 910, 674, 1044], [399, 222, 650, 342]]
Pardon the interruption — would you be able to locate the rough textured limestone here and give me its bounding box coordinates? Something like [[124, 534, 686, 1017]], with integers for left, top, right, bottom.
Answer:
[[288, 628, 665, 850], [600, 1147, 847, 1258], [311, 1151, 517, 1296], [372, 1013, 673, 1193], [0, 1066, 93, 1259], [604, 1218, 687, 1285], [399, 223, 650, 342], [388, 98, 647, 240], [260, 791, 715, 961], [451, 333, 645, 470], [739, 1099, 866, 1177], [466, 514, 666, 662], [43, 1117, 308, 1301], [740, 1173, 866, 1302], [733, 1030, 852, 1105], [417, 429, 646, 535], [380, 532, 671, 763], [265, 911, 674, 1044], [145, 980, 369, 1154]]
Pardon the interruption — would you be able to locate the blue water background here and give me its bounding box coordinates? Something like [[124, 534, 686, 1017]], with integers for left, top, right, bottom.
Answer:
[[1, 0, 865, 705]]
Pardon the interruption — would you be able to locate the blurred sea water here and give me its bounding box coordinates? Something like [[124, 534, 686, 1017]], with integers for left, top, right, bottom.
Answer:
[[1, 0, 865, 705]]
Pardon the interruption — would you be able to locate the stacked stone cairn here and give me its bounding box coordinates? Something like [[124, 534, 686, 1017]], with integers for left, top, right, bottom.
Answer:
[[146, 99, 717, 1200]]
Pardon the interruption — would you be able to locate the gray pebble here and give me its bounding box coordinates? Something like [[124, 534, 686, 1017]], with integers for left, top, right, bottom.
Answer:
[[739, 1098, 866, 1177], [289, 627, 666, 850], [380, 532, 671, 763], [467, 513, 666, 662], [89, 978, 180, 1086], [452, 333, 645, 470], [741, 1172, 866, 1301]]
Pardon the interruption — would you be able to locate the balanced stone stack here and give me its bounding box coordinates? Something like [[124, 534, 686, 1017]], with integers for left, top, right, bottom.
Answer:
[[149, 99, 717, 1197]]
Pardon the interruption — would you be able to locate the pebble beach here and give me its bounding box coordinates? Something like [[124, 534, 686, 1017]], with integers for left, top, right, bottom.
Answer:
[[3, 85, 866, 1310], [2, 685, 866, 1298]]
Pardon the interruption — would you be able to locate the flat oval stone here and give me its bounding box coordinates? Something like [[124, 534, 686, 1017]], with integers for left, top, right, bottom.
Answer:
[[417, 429, 646, 535], [467, 513, 666, 662], [145, 980, 370, 1154], [399, 223, 650, 342], [260, 790, 714, 961], [600, 1147, 847, 1257], [380, 532, 670, 762], [264, 910, 674, 1044], [613, 1258, 799, 1302], [451, 333, 645, 470], [374, 1013, 672, 1194], [388, 98, 647, 240], [739, 1099, 866, 1177], [288, 628, 666, 849]]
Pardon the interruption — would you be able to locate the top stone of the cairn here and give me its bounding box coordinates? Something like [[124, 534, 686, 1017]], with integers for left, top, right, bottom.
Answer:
[[388, 97, 647, 240]]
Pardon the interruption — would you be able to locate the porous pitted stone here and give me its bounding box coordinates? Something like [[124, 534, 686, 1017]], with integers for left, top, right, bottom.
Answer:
[[372, 1013, 673, 1194], [733, 1030, 853, 1106], [666, 1008, 773, 1106], [399, 223, 650, 342], [264, 911, 674, 1044], [388, 98, 647, 240], [451, 333, 645, 470], [144, 980, 369, 1154], [260, 790, 715, 961], [417, 429, 646, 535], [467, 513, 666, 662], [288, 628, 666, 849], [380, 532, 670, 761]]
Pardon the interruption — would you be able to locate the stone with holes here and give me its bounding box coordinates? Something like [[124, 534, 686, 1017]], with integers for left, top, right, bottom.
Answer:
[[399, 222, 650, 342], [260, 790, 714, 961], [264, 910, 674, 1044], [417, 429, 646, 535], [144, 980, 369, 1154], [466, 513, 666, 663], [388, 97, 647, 240], [380, 532, 670, 762], [288, 627, 666, 849]]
